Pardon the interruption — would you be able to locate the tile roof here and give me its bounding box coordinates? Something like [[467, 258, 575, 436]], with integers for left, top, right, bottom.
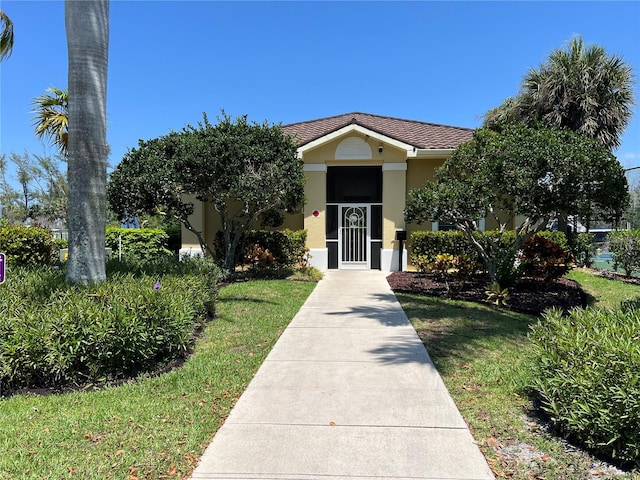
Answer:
[[281, 112, 474, 150]]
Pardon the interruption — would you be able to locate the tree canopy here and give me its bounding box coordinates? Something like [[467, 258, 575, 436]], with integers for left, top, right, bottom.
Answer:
[[0, 10, 13, 62], [108, 112, 305, 270], [32, 87, 69, 156], [405, 123, 629, 283], [0, 152, 67, 226], [483, 36, 635, 150]]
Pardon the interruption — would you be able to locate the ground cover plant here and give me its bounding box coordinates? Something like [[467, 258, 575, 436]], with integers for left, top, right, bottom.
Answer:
[[0, 278, 315, 479], [0, 258, 221, 396], [530, 306, 640, 466], [391, 269, 640, 479]]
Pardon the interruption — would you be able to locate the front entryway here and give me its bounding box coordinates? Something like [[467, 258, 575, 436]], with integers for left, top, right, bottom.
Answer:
[[325, 166, 383, 270], [339, 204, 370, 269]]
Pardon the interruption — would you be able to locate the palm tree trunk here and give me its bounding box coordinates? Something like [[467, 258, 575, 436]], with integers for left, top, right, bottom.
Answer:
[[65, 0, 109, 284]]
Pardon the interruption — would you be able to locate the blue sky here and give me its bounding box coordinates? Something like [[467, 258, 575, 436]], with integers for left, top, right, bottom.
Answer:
[[1, 1, 639, 183]]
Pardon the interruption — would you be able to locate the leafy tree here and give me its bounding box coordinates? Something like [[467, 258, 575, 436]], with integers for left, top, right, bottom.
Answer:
[[108, 132, 197, 241], [32, 87, 69, 156], [405, 124, 629, 284], [0, 152, 68, 226], [108, 112, 305, 270], [0, 9, 13, 61], [484, 36, 635, 150], [65, 0, 109, 284], [609, 229, 640, 276], [0, 154, 19, 221]]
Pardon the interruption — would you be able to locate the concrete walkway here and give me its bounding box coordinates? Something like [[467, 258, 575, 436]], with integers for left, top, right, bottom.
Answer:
[[191, 270, 495, 480]]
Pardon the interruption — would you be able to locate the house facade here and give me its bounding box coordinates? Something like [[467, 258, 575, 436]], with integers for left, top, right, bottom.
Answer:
[[180, 112, 478, 271]]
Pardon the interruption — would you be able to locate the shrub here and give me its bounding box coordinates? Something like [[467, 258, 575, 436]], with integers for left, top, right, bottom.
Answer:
[[410, 231, 482, 272], [529, 307, 640, 465], [243, 229, 307, 268], [485, 281, 510, 307], [244, 243, 275, 269], [567, 232, 595, 267], [534, 230, 569, 251], [0, 259, 222, 396], [105, 227, 173, 261], [609, 229, 640, 276], [410, 230, 567, 285], [164, 225, 182, 254], [519, 235, 573, 281], [216, 229, 308, 271], [0, 225, 56, 266], [53, 237, 68, 251]]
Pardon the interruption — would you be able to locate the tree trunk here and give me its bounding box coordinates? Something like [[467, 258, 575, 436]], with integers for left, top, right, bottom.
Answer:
[[65, 0, 109, 284]]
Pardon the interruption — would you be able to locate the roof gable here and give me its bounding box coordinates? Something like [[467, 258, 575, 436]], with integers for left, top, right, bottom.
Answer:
[[281, 112, 474, 150]]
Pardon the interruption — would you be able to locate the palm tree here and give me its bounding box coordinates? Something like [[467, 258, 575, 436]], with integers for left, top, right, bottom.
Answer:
[[32, 87, 69, 156], [490, 36, 635, 150], [65, 0, 109, 284], [0, 9, 14, 61]]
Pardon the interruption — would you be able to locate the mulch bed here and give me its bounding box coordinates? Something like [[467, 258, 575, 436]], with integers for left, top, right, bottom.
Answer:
[[386, 271, 588, 316]]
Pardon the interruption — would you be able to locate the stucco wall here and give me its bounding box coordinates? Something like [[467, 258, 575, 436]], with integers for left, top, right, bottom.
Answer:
[[304, 169, 326, 249], [382, 167, 406, 250], [181, 129, 519, 270], [405, 157, 446, 236], [180, 194, 205, 250]]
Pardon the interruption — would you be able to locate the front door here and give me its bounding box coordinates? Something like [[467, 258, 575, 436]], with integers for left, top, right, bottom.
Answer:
[[339, 204, 370, 269]]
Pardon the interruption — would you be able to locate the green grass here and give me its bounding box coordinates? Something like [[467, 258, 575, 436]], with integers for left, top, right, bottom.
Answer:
[[0, 279, 316, 480], [397, 269, 640, 479], [567, 268, 640, 309]]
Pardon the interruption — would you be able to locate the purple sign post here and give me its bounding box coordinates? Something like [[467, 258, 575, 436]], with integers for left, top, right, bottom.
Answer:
[[0, 253, 5, 284]]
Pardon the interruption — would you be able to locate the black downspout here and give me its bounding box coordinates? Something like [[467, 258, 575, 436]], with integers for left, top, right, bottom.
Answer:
[[395, 230, 407, 272]]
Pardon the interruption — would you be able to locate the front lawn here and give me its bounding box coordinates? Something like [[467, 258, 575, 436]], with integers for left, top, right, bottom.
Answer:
[[394, 269, 640, 479], [0, 279, 315, 479]]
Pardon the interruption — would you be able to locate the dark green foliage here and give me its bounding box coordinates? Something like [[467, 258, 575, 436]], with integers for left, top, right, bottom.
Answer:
[[530, 307, 640, 465], [405, 123, 629, 282], [567, 232, 595, 267], [410, 230, 480, 271], [215, 229, 308, 275], [0, 259, 221, 396], [534, 230, 569, 251], [105, 227, 173, 261], [411, 229, 568, 285], [53, 236, 68, 250], [483, 36, 635, 150], [608, 229, 640, 276], [620, 296, 640, 312], [244, 229, 307, 268], [0, 225, 55, 266], [107, 112, 305, 270], [519, 235, 573, 281], [164, 225, 182, 254]]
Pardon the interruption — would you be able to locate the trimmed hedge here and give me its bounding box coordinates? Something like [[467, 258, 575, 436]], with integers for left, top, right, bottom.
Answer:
[[530, 306, 640, 465], [105, 227, 173, 261], [410, 229, 568, 276], [0, 258, 221, 396], [214, 229, 308, 270], [243, 229, 307, 268], [0, 225, 56, 266], [411, 230, 480, 272]]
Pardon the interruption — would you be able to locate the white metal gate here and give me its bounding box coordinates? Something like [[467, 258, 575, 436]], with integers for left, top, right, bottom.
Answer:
[[339, 205, 370, 269]]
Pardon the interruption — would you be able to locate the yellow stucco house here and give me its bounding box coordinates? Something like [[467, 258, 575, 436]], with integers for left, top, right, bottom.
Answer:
[[180, 112, 476, 271]]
